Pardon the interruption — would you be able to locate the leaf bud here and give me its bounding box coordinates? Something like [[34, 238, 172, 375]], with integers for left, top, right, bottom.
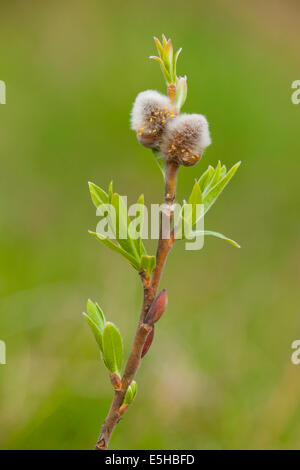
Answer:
[[174, 76, 187, 111], [145, 289, 168, 325], [123, 381, 137, 405], [141, 326, 155, 358]]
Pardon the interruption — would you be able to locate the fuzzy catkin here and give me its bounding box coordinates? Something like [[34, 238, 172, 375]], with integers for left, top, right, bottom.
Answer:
[[131, 90, 177, 149], [160, 113, 211, 166]]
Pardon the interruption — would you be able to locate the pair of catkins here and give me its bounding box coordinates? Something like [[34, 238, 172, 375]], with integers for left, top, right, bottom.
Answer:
[[130, 89, 211, 167]]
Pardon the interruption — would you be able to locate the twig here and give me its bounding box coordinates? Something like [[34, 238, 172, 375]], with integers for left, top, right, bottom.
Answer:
[[94, 161, 178, 450]]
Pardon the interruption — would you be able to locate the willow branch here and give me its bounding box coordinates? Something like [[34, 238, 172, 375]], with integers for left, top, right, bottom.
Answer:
[[94, 161, 178, 450]]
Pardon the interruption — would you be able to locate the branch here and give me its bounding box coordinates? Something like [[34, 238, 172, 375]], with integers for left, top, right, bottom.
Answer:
[[94, 161, 178, 450]]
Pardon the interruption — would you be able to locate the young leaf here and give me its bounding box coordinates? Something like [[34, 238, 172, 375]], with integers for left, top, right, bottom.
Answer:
[[111, 193, 140, 261], [153, 36, 163, 58], [108, 181, 114, 202], [174, 76, 187, 111], [83, 300, 106, 351], [220, 164, 227, 179], [188, 180, 202, 206], [87, 299, 106, 332], [124, 381, 137, 405], [179, 180, 203, 238], [173, 48, 182, 78], [89, 182, 117, 241], [176, 203, 189, 239], [89, 231, 140, 270], [95, 303, 106, 325], [136, 194, 147, 256], [88, 182, 109, 208], [162, 34, 167, 47], [203, 161, 241, 215], [82, 313, 103, 350], [186, 180, 203, 229], [163, 39, 174, 79], [149, 55, 172, 84], [140, 254, 156, 277], [198, 166, 214, 192], [193, 230, 240, 248], [203, 161, 222, 196], [176, 202, 192, 240], [102, 322, 123, 374]]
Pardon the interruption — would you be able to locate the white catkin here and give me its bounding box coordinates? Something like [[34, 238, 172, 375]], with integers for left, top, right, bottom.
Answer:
[[130, 90, 177, 149], [161, 113, 211, 166], [130, 90, 173, 130]]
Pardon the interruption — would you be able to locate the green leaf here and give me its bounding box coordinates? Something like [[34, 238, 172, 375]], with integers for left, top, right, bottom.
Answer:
[[173, 48, 182, 79], [164, 40, 174, 80], [174, 76, 187, 111], [179, 203, 193, 239], [108, 181, 114, 203], [102, 322, 123, 374], [124, 381, 137, 405], [220, 164, 227, 179], [111, 193, 140, 261], [89, 182, 109, 208], [89, 231, 140, 270], [162, 34, 167, 47], [149, 56, 172, 84], [83, 300, 106, 351], [203, 161, 222, 196], [198, 166, 214, 192], [193, 230, 240, 248], [188, 180, 203, 227], [82, 313, 103, 350], [177, 180, 203, 239], [136, 194, 147, 255], [140, 254, 156, 277], [154, 36, 163, 58], [203, 161, 241, 215], [87, 299, 106, 332], [188, 180, 202, 205]]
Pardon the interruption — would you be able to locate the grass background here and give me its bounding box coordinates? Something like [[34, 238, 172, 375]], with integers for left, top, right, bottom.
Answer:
[[0, 0, 300, 449]]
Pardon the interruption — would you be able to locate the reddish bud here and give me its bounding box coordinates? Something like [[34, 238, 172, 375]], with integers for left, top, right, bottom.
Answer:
[[145, 289, 168, 325], [141, 326, 155, 358]]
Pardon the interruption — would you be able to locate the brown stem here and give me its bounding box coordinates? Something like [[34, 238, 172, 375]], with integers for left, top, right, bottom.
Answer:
[[151, 162, 178, 293], [95, 280, 154, 450], [94, 161, 178, 450], [164, 161, 179, 205], [94, 323, 151, 449]]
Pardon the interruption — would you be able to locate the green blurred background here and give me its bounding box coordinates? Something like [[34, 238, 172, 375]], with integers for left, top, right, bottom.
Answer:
[[0, 0, 300, 450]]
